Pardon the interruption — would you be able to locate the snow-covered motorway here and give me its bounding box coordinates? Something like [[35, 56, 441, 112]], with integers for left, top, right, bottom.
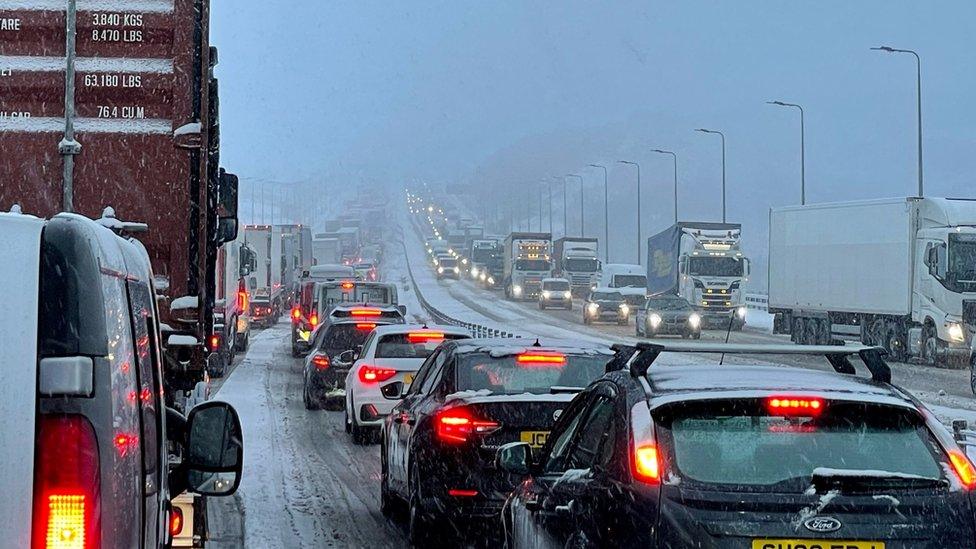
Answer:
[[201, 210, 976, 548]]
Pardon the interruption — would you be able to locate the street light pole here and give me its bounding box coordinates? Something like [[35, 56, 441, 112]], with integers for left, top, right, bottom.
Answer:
[[651, 149, 678, 223], [547, 179, 553, 235], [618, 160, 641, 264], [566, 174, 584, 237], [588, 164, 609, 262], [695, 128, 727, 222], [872, 46, 923, 197], [767, 101, 806, 204]]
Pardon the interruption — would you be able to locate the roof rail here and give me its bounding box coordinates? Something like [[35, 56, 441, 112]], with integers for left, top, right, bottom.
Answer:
[[607, 341, 891, 384]]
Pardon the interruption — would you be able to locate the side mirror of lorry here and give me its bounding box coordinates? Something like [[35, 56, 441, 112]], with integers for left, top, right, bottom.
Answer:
[[240, 245, 257, 277], [217, 217, 238, 244], [398, 305, 407, 316], [248, 277, 257, 290], [216, 171, 239, 245], [184, 401, 243, 496]]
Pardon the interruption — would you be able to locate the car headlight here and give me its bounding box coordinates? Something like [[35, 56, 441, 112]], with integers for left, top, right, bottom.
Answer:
[[649, 313, 662, 327], [462, 258, 468, 265], [471, 267, 480, 277], [542, 290, 551, 299], [586, 303, 600, 315], [619, 304, 630, 315], [437, 267, 444, 274], [688, 313, 701, 328], [736, 306, 747, 319], [948, 322, 965, 343], [513, 285, 523, 296], [480, 272, 488, 281], [487, 276, 495, 285], [563, 291, 572, 299], [453, 266, 460, 274]]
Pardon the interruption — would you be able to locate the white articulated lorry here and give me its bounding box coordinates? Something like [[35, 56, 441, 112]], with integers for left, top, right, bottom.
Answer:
[[768, 197, 976, 369], [503, 232, 552, 300], [553, 237, 600, 296], [647, 222, 750, 329], [244, 224, 285, 323]]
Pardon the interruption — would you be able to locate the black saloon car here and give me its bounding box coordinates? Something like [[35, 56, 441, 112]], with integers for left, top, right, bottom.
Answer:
[[636, 294, 702, 338], [500, 341, 976, 548], [380, 338, 612, 545]]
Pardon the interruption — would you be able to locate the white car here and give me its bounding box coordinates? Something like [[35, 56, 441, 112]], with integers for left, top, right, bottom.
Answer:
[[344, 324, 470, 444]]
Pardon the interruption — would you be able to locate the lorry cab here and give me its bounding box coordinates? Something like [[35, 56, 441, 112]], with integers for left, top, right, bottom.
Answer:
[[0, 211, 243, 548], [597, 263, 648, 308]]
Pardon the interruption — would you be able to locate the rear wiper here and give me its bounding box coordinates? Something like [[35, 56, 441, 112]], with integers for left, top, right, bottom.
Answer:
[[811, 468, 947, 492], [550, 386, 585, 394]]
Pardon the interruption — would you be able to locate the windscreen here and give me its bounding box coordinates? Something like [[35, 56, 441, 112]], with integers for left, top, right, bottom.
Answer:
[[455, 352, 608, 394], [592, 292, 623, 301], [687, 256, 744, 277], [564, 258, 599, 272], [319, 284, 392, 305], [439, 258, 457, 267], [543, 280, 570, 291], [656, 399, 944, 491], [322, 324, 372, 355], [611, 274, 646, 288], [948, 234, 976, 290], [515, 259, 551, 271], [375, 333, 467, 359]]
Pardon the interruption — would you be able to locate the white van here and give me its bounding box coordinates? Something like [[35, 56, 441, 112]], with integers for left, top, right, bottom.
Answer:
[[596, 263, 648, 308]]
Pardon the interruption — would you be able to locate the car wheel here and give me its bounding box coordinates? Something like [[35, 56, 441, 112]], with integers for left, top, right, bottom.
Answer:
[[693, 332, 701, 340], [618, 318, 628, 326], [408, 463, 434, 546], [303, 382, 319, 411], [380, 439, 396, 518], [344, 402, 352, 434], [352, 422, 373, 445]]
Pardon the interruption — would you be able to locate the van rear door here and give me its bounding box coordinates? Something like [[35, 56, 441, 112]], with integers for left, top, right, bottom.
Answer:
[[0, 214, 44, 546]]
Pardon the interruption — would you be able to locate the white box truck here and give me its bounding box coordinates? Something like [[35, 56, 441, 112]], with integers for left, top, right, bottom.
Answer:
[[244, 224, 285, 325], [647, 222, 751, 328], [503, 232, 552, 300], [768, 197, 976, 367], [312, 236, 341, 266]]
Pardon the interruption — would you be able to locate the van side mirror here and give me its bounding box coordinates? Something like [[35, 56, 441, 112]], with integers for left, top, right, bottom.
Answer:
[[184, 401, 243, 496], [495, 442, 531, 475]]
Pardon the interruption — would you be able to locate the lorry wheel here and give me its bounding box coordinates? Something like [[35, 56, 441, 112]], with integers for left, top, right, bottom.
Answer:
[[792, 317, 806, 345], [807, 318, 820, 345], [970, 360, 976, 395], [884, 322, 906, 362]]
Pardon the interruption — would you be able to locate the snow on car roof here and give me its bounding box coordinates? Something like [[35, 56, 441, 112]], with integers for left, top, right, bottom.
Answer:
[[646, 364, 914, 408], [370, 323, 471, 336], [452, 337, 613, 356]]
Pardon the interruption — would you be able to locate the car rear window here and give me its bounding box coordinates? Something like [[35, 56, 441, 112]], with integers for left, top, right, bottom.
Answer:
[[322, 324, 374, 355], [655, 399, 945, 491], [375, 333, 467, 359], [455, 352, 608, 394]]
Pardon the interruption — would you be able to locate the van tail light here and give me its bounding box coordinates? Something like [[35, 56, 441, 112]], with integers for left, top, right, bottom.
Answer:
[[169, 507, 184, 537], [312, 354, 330, 370], [291, 307, 302, 321], [766, 396, 824, 416], [358, 366, 397, 384], [32, 415, 101, 549], [435, 407, 500, 444], [208, 334, 221, 352], [309, 313, 319, 328], [949, 450, 976, 489], [633, 444, 661, 484]]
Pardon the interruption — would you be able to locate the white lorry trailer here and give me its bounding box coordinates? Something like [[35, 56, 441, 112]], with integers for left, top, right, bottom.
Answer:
[[312, 236, 341, 266], [503, 232, 552, 300], [768, 197, 976, 368], [647, 222, 750, 328], [244, 224, 285, 322], [553, 237, 601, 296]]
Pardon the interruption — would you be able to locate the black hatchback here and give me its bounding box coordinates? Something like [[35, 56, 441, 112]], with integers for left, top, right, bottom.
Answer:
[[380, 338, 612, 545], [500, 341, 976, 548]]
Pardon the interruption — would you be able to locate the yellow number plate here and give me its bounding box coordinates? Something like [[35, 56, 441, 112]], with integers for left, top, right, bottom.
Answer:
[[753, 540, 884, 549], [403, 373, 414, 385], [520, 431, 549, 449]]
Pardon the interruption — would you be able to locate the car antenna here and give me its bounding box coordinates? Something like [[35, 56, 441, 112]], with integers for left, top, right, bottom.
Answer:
[[718, 313, 736, 365], [532, 338, 542, 347]]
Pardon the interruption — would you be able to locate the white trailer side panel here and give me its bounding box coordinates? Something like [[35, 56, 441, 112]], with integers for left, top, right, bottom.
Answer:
[[768, 198, 914, 316]]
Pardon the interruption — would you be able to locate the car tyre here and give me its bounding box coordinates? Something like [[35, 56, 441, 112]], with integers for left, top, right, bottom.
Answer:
[[380, 439, 397, 518], [303, 382, 320, 411], [408, 463, 436, 547], [344, 402, 352, 433], [352, 422, 373, 445], [618, 317, 628, 326]]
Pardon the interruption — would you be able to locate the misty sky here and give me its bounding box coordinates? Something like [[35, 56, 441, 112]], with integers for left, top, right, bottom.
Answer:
[[212, 1, 976, 288]]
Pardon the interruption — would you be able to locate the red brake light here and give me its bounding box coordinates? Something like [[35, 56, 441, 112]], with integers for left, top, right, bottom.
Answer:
[[341, 281, 355, 290], [237, 289, 248, 312], [633, 444, 661, 484], [435, 407, 500, 444], [309, 312, 319, 328], [350, 308, 381, 317], [291, 307, 302, 321], [448, 489, 479, 497], [407, 332, 445, 343], [208, 334, 221, 352], [169, 507, 184, 537], [766, 396, 824, 416], [356, 323, 377, 331], [516, 352, 566, 366], [312, 355, 330, 370], [32, 415, 101, 549], [949, 451, 976, 489], [358, 366, 397, 383]]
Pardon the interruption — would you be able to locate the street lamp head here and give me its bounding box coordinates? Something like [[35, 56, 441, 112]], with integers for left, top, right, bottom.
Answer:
[[695, 128, 709, 133], [871, 45, 895, 52], [767, 100, 785, 106]]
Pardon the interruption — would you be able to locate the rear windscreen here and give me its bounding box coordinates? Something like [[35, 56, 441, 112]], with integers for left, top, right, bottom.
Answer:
[[375, 333, 467, 359], [455, 352, 608, 394], [322, 324, 372, 355], [656, 399, 944, 491]]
